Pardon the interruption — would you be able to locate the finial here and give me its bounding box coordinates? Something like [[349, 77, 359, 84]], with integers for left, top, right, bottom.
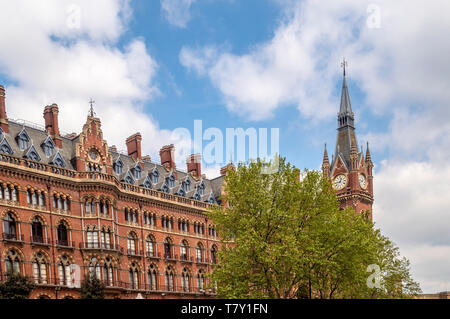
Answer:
[[341, 58, 348, 77], [88, 98, 96, 117]]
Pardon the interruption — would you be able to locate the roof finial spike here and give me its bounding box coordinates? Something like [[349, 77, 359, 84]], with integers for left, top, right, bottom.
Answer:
[[88, 98, 96, 117], [341, 58, 347, 77]]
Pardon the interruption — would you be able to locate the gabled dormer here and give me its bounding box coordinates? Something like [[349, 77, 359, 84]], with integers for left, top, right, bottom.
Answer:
[[16, 128, 30, 150], [207, 192, 216, 204], [161, 182, 170, 193], [176, 185, 186, 197], [24, 145, 41, 162], [123, 169, 135, 185], [50, 151, 66, 168], [42, 136, 55, 157], [167, 172, 176, 188], [133, 162, 142, 180], [114, 156, 124, 175], [182, 177, 191, 192], [142, 176, 152, 189], [151, 167, 159, 184], [197, 180, 206, 196], [0, 137, 13, 155]]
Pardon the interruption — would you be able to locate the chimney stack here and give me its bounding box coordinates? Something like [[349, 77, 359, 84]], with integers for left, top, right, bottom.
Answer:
[[43, 103, 62, 148], [109, 145, 117, 152], [126, 133, 142, 160], [160, 144, 176, 171], [0, 85, 9, 133], [186, 153, 201, 177]]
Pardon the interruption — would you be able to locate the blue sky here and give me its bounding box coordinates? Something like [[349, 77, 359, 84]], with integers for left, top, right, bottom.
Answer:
[[0, 0, 449, 293]]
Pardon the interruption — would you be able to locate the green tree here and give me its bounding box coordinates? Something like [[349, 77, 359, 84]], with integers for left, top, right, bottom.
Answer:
[[208, 157, 421, 298], [0, 272, 35, 299], [80, 273, 105, 299]]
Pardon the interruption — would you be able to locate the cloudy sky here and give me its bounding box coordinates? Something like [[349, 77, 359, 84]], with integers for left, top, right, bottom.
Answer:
[[0, 0, 449, 293]]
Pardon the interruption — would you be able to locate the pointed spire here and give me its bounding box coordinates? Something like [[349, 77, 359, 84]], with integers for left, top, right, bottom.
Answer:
[[365, 142, 372, 162], [322, 143, 330, 165]]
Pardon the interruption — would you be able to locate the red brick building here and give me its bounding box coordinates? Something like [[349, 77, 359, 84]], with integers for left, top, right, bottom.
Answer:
[[322, 66, 374, 219], [0, 84, 226, 299]]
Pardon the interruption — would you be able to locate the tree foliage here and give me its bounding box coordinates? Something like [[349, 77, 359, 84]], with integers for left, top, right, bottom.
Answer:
[[208, 157, 421, 298], [80, 273, 105, 299], [0, 272, 35, 299]]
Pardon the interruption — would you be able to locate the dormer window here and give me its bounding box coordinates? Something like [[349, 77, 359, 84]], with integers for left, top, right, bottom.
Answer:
[[152, 168, 159, 183], [124, 171, 135, 185], [114, 157, 124, 175], [208, 193, 216, 204], [17, 129, 30, 150], [161, 183, 170, 193], [168, 174, 175, 188], [50, 152, 66, 168], [42, 137, 55, 157], [142, 177, 152, 189], [134, 164, 142, 179], [25, 145, 41, 162], [0, 138, 13, 155], [198, 181, 205, 196], [183, 178, 191, 192]]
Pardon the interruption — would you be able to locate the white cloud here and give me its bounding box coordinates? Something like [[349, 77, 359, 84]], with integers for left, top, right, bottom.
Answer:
[[180, 0, 450, 293], [0, 0, 191, 165], [161, 0, 197, 28]]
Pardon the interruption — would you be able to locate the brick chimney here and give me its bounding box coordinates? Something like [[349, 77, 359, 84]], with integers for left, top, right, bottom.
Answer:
[[109, 145, 117, 152], [0, 85, 9, 133], [126, 133, 142, 160], [160, 144, 176, 170], [220, 163, 235, 176], [43, 103, 62, 148], [186, 153, 201, 177]]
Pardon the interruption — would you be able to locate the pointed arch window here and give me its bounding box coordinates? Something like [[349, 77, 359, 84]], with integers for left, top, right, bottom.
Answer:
[[164, 238, 172, 259], [196, 243, 203, 263], [148, 264, 158, 291], [146, 235, 156, 257], [5, 249, 21, 275], [165, 267, 174, 291], [197, 270, 205, 291], [32, 217, 44, 243], [33, 253, 47, 284], [134, 164, 142, 179], [211, 245, 218, 264], [180, 240, 189, 261], [168, 174, 176, 188], [143, 177, 152, 189], [100, 227, 112, 249], [89, 257, 101, 279], [58, 256, 71, 286], [0, 138, 13, 154], [3, 213, 17, 240], [57, 222, 69, 246], [86, 226, 99, 248], [181, 268, 190, 292], [128, 232, 138, 255], [129, 263, 139, 290], [104, 257, 114, 286]]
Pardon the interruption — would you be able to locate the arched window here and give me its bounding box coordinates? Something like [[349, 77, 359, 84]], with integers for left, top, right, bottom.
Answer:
[[165, 267, 174, 291], [33, 253, 47, 284], [197, 270, 205, 291], [180, 240, 189, 261], [211, 245, 218, 264], [128, 232, 138, 255], [86, 226, 98, 248], [5, 249, 20, 275], [143, 177, 152, 189], [181, 268, 190, 292], [196, 243, 203, 263], [168, 174, 175, 188], [198, 181, 206, 196], [184, 178, 191, 192], [3, 213, 17, 240], [42, 137, 55, 157], [32, 217, 44, 243], [164, 238, 172, 259], [129, 263, 139, 290], [84, 199, 96, 215], [57, 222, 68, 246], [100, 228, 111, 249], [58, 256, 71, 286], [89, 257, 100, 279], [146, 236, 156, 257], [104, 257, 114, 287], [148, 264, 158, 291]]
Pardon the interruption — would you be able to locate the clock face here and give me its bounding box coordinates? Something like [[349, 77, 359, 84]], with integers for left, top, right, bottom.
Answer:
[[359, 174, 367, 189], [89, 150, 98, 161], [332, 174, 347, 190]]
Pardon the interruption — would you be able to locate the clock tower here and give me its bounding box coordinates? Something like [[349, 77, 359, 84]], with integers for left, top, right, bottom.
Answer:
[[322, 60, 374, 219]]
